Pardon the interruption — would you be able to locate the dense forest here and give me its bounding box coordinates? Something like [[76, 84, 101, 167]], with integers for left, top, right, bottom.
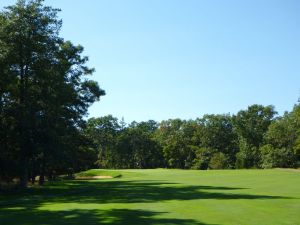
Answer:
[[0, 1, 299, 188], [85, 103, 300, 171]]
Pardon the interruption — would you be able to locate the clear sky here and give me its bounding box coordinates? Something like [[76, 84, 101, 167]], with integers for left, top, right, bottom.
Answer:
[[1, 0, 300, 122]]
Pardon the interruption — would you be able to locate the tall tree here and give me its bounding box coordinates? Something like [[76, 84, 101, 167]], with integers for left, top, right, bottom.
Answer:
[[85, 115, 121, 168], [0, 0, 105, 187], [260, 102, 300, 168], [156, 119, 198, 169], [233, 104, 276, 168], [196, 114, 238, 167]]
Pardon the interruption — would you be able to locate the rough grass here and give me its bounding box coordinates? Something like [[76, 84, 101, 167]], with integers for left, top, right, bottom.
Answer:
[[0, 169, 300, 225]]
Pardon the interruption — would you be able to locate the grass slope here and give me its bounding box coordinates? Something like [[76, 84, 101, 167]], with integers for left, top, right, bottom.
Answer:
[[0, 169, 300, 225], [76, 169, 123, 178]]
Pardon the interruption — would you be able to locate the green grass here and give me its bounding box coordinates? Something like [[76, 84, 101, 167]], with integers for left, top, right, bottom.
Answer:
[[76, 169, 123, 178], [1, 169, 300, 225]]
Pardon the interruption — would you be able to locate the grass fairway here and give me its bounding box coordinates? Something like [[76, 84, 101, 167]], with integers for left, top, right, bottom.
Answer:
[[0, 169, 300, 225]]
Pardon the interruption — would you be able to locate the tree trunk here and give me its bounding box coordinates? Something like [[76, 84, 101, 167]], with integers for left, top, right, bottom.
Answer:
[[31, 175, 35, 185], [39, 157, 45, 185], [30, 165, 36, 185], [39, 171, 45, 186], [19, 59, 29, 189], [19, 154, 28, 188]]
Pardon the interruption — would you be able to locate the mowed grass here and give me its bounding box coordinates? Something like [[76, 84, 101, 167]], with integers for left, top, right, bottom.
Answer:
[[0, 169, 300, 225]]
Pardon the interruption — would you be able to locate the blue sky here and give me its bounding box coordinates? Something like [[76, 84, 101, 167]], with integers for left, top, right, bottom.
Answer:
[[1, 0, 300, 122]]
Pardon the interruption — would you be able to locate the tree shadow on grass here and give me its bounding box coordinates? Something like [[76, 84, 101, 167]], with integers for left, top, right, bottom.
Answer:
[[0, 208, 219, 225], [0, 179, 292, 225], [0, 179, 291, 207]]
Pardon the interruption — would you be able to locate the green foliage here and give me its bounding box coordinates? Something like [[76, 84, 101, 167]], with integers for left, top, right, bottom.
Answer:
[[262, 103, 300, 167], [209, 152, 229, 169], [233, 104, 276, 148], [156, 119, 198, 169], [83, 104, 300, 171], [85, 115, 120, 168], [235, 138, 261, 169], [0, 0, 104, 186], [233, 105, 277, 168], [260, 144, 297, 169], [196, 114, 238, 168], [85, 118, 164, 169], [265, 113, 297, 149], [291, 103, 300, 157], [115, 120, 164, 169], [192, 147, 214, 170]]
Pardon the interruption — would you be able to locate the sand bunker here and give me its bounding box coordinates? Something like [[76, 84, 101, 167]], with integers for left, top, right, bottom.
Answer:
[[76, 175, 113, 180], [93, 176, 113, 179]]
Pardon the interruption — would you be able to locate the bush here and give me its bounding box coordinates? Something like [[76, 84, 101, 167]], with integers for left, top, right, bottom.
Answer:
[[192, 147, 214, 170], [209, 152, 228, 169], [260, 144, 297, 168], [235, 139, 261, 169]]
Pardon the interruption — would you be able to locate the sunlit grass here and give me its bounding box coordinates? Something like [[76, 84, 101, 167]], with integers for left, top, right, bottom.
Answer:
[[0, 169, 300, 225]]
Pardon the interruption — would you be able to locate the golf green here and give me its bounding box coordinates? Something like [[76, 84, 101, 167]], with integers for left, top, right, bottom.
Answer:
[[1, 169, 299, 225]]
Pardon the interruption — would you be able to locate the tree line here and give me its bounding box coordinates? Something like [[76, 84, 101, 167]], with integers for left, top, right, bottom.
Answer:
[[84, 103, 300, 170], [1, 1, 299, 188]]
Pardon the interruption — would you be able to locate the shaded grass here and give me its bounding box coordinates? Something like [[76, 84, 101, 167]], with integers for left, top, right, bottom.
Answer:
[[0, 169, 300, 225], [0, 208, 219, 225]]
